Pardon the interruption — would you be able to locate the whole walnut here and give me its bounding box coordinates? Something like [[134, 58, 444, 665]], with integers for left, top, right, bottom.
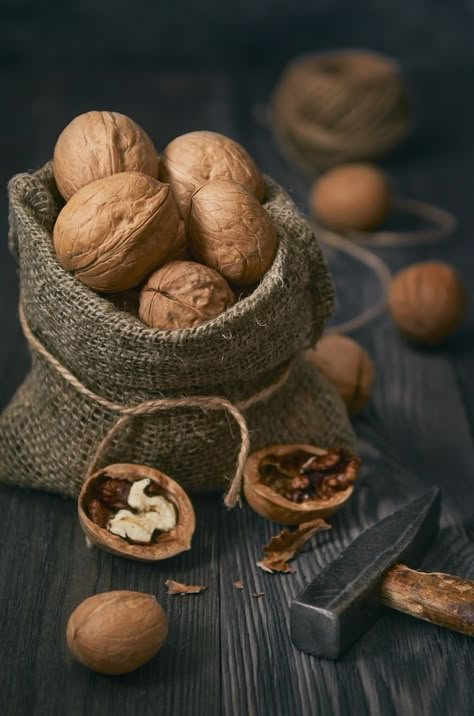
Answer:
[[305, 334, 375, 415], [53, 111, 159, 200], [160, 131, 265, 217], [186, 179, 278, 286], [139, 260, 235, 330], [66, 591, 168, 675], [53, 172, 180, 292], [311, 164, 393, 232], [388, 261, 468, 345]]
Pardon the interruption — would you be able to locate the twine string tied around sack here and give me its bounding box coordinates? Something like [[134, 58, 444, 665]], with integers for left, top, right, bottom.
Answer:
[[18, 303, 292, 509]]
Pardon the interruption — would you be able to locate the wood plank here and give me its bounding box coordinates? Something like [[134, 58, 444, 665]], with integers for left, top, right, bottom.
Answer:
[[0, 486, 222, 716], [0, 68, 232, 716], [0, 64, 473, 716], [213, 68, 474, 716]]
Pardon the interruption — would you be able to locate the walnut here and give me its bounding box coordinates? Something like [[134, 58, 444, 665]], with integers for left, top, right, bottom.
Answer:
[[388, 261, 468, 345], [244, 444, 361, 525], [305, 334, 375, 415], [53, 172, 180, 292], [160, 130, 265, 217], [139, 260, 235, 330], [186, 179, 278, 286], [53, 111, 159, 200], [66, 591, 168, 674], [311, 164, 392, 231], [78, 463, 196, 561]]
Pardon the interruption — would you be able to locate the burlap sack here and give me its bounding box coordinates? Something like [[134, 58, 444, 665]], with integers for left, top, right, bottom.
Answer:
[[0, 162, 356, 501]]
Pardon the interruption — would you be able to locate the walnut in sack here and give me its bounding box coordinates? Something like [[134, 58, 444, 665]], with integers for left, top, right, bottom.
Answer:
[[53, 172, 180, 292], [187, 179, 278, 286], [139, 260, 235, 329], [160, 130, 265, 217], [53, 111, 159, 200]]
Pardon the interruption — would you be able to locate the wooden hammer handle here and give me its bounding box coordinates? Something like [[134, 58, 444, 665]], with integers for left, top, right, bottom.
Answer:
[[380, 564, 474, 636]]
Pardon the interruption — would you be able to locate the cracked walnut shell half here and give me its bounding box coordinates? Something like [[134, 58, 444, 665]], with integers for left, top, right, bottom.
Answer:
[[78, 464, 196, 561], [243, 444, 361, 525]]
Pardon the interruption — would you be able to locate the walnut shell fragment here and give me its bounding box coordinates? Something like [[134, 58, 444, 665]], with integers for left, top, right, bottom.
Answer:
[[160, 130, 265, 217], [187, 179, 278, 286], [257, 518, 331, 573], [244, 444, 361, 525], [164, 580, 208, 595], [139, 260, 235, 330], [53, 110, 159, 200], [78, 463, 196, 561], [53, 172, 180, 292]]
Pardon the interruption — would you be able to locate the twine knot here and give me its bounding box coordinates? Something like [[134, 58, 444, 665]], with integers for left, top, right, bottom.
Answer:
[[18, 303, 291, 508]]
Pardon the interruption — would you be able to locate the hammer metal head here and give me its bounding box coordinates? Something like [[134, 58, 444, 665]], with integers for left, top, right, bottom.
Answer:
[[290, 488, 441, 659]]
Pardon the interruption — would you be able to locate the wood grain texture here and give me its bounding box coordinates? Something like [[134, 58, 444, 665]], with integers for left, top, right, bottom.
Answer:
[[0, 62, 473, 716]]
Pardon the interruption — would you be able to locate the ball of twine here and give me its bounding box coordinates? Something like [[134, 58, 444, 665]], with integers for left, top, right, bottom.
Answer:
[[271, 49, 411, 173]]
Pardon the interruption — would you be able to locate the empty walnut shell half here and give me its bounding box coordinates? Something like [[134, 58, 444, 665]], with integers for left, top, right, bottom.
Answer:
[[78, 463, 196, 561], [243, 444, 361, 525]]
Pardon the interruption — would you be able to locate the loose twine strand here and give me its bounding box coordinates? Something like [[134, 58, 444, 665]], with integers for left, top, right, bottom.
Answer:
[[312, 197, 457, 335], [18, 303, 292, 509]]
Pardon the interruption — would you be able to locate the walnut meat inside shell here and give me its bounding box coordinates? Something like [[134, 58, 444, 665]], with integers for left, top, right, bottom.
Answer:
[[53, 172, 180, 292], [53, 110, 159, 201], [160, 130, 265, 217], [139, 260, 235, 330], [244, 444, 361, 525], [78, 464, 196, 561], [187, 179, 278, 286]]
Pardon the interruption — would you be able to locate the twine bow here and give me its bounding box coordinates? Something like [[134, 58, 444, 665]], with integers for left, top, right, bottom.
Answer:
[[18, 303, 291, 508]]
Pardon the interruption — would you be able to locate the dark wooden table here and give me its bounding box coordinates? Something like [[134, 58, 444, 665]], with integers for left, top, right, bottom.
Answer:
[[1, 63, 473, 716]]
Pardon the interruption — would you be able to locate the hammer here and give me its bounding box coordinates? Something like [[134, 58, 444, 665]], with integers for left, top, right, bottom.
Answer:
[[290, 488, 474, 658]]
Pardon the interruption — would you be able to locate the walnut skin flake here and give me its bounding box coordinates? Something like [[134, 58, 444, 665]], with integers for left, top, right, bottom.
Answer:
[[257, 518, 331, 573], [164, 580, 208, 595]]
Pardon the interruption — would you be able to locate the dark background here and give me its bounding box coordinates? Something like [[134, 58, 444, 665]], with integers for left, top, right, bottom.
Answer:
[[1, 2, 473, 715]]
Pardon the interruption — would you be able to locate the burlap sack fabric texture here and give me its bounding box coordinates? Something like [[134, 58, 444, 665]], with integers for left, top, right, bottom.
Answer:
[[1, 161, 356, 499]]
